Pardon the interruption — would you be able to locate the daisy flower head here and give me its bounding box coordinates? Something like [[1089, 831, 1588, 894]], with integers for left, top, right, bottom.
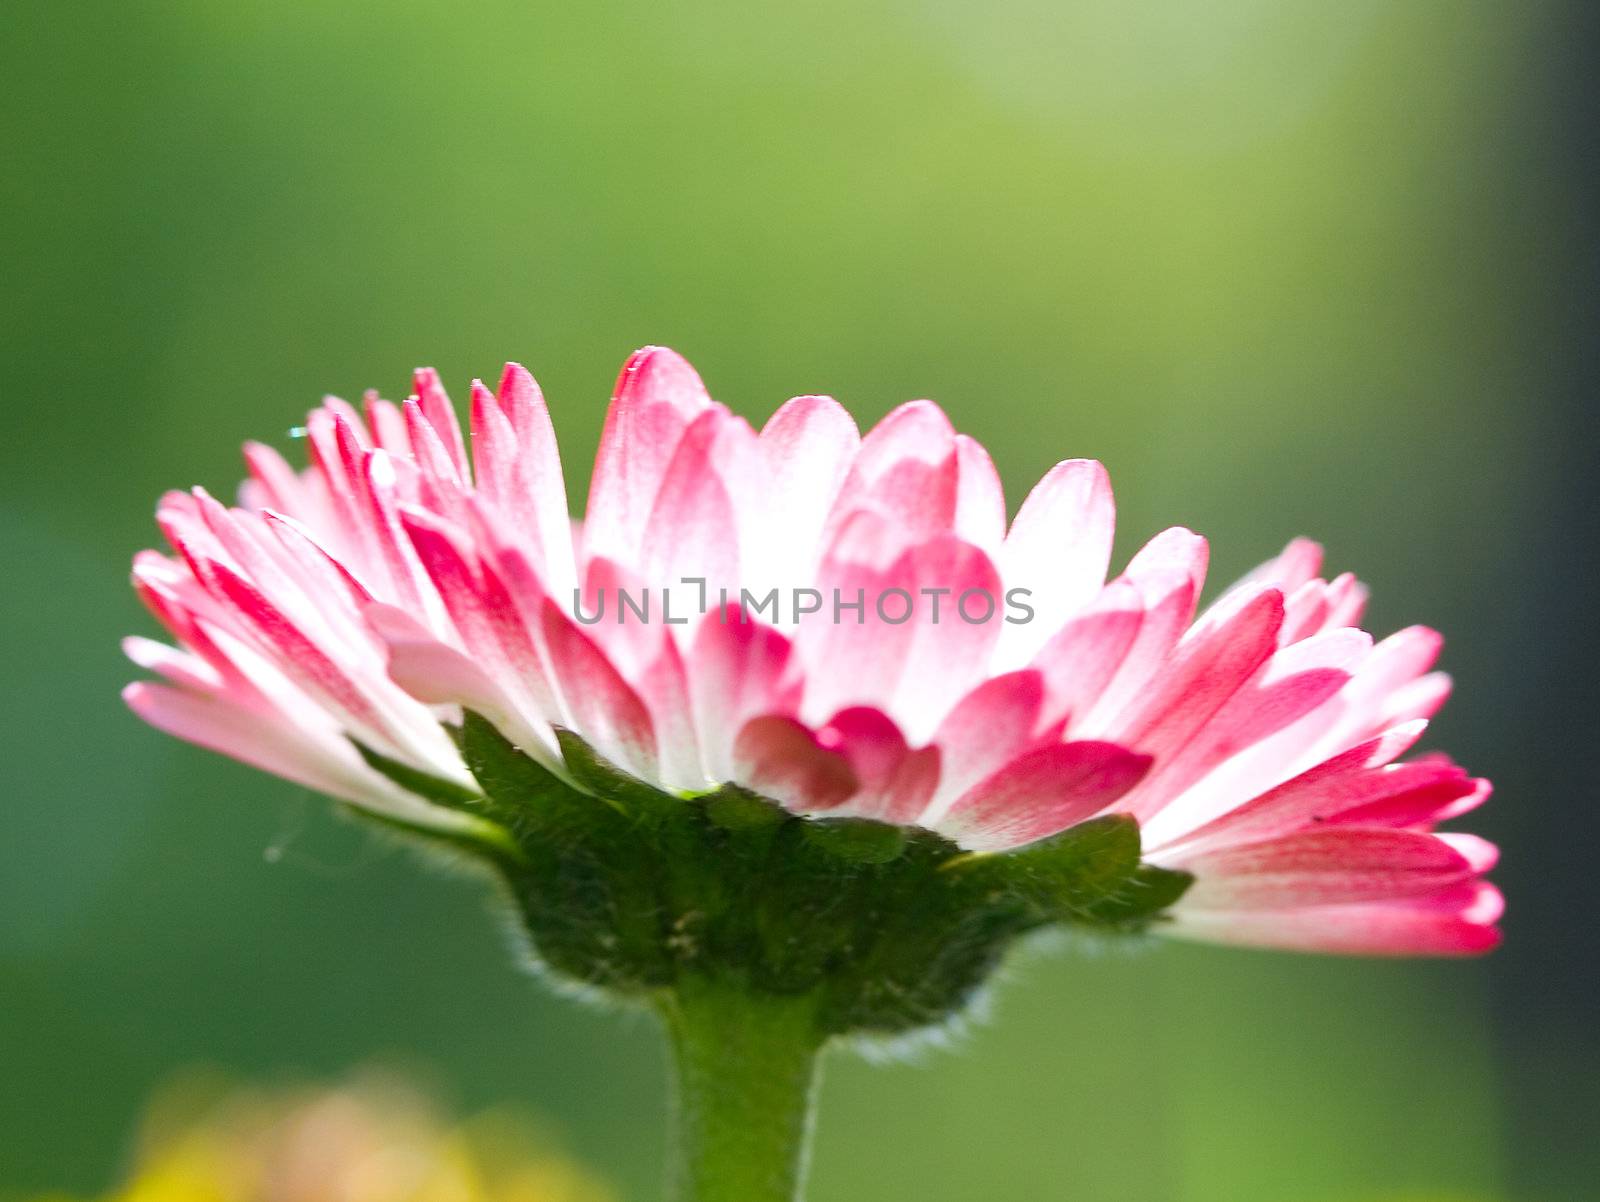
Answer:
[[126, 347, 1498, 1041]]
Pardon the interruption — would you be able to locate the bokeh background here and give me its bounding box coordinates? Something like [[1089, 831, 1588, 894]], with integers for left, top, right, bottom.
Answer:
[[3, 2, 1596, 1199]]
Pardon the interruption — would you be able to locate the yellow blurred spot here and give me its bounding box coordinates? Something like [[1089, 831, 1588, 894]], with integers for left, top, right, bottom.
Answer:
[[36, 1070, 613, 1202]]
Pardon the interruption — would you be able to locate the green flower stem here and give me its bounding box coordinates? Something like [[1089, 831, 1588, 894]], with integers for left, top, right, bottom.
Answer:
[[659, 975, 826, 1202]]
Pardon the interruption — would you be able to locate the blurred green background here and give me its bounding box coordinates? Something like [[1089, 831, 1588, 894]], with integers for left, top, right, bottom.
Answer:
[[3, 1, 1595, 1199]]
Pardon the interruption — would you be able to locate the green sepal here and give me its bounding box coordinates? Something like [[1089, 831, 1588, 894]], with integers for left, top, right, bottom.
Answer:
[[348, 713, 1198, 1037], [454, 714, 574, 814], [467, 714, 684, 990], [956, 815, 1143, 919], [351, 739, 484, 809], [699, 785, 789, 832], [1079, 863, 1196, 927], [801, 816, 908, 864], [553, 726, 681, 816], [347, 738, 523, 865], [332, 801, 528, 868]]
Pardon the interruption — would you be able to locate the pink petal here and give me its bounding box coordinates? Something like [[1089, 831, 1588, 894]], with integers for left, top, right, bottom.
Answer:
[[177, 613, 321, 724], [169, 519, 457, 773], [469, 378, 519, 508], [689, 608, 802, 781], [1308, 626, 1448, 754], [540, 597, 659, 781], [483, 363, 577, 597], [795, 519, 1004, 739], [363, 394, 411, 455], [411, 367, 471, 484], [999, 459, 1114, 661], [1029, 582, 1145, 730], [585, 346, 713, 566], [1438, 832, 1499, 874], [1165, 881, 1503, 956], [887, 535, 1006, 742], [346, 450, 445, 623], [367, 601, 502, 704], [936, 741, 1152, 852], [1378, 671, 1453, 727], [754, 394, 861, 580], [495, 361, 545, 431], [1175, 828, 1478, 910], [123, 680, 404, 812], [302, 410, 371, 562], [923, 669, 1052, 822], [1279, 578, 1333, 646], [571, 555, 666, 676], [816, 707, 940, 824], [1148, 720, 1434, 855], [259, 510, 378, 623], [1072, 528, 1208, 734], [1232, 538, 1324, 595], [402, 398, 472, 526], [1100, 586, 1285, 803], [364, 601, 553, 760], [241, 442, 314, 518], [952, 434, 1007, 553], [1124, 525, 1209, 606], [399, 506, 558, 721], [1324, 572, 1370, 631], [1335, 773, 1491, 829], [633, 633, 706, 793], [826, 401, 958, 542], [319, 394, 372, 446], [731, 714, 858, 813], [1132, 627, 1371, 840], [848, 400, 953, 476], [639, 408, 755, 592], [793, 511, 921, 722], [200, 555, 387, 738], [190, 488, 291, 594], [122, 636, 222, 691]]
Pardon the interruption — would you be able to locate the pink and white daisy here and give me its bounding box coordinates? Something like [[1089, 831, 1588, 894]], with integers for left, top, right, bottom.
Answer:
[[125, 347, 1499, 957]]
